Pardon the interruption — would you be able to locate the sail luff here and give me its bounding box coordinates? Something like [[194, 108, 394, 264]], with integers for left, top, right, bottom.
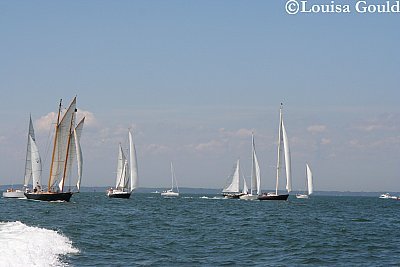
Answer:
[[129, 131, 139, 192], [29, 135, 42, 190], [282, 122, 292, 192], [306, 164, 313, 195]]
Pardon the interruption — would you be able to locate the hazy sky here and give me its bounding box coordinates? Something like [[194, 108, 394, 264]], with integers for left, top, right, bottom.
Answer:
[[0, 1, 399, 192]]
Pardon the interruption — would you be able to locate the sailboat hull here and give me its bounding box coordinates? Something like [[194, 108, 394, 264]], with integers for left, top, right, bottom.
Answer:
[[107, 190, 131, 199], [3, 190, 26, 198], [108, 193, 131, 199], [239, 194, 259, 200], [161, 191, 179, 197], [258, 193, 289, 201], [222, 193, 245, 199], [296, 194, 309, 199], [24, 192, 73, 202]]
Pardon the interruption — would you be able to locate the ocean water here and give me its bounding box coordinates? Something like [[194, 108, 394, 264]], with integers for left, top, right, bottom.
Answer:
[[1, 193, 400, 266]]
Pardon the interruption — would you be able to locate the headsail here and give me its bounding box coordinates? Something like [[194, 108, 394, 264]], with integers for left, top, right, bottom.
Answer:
[[306, 164, 313, 195], [223, 160, 240, 193], [74, 118, 85, 191], [282, 122, 292, 192], [242, 177, 248, 194], [29, 135, 42, 190], [251, 133, 261, 195], [24, 115, 36, 187], [116, 144, 127, 189], [129, 131, 139, 192]]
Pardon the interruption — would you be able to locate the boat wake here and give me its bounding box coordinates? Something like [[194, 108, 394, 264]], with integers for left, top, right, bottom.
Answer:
[[0, 221, 79, 266], [199, 196, 225, 200]]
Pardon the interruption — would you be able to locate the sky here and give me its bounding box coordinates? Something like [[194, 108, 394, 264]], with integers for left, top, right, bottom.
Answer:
[[0, 1, 399, 192]]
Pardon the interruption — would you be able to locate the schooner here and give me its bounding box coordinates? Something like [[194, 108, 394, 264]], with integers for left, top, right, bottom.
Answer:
[[25, 97, 85, 202]]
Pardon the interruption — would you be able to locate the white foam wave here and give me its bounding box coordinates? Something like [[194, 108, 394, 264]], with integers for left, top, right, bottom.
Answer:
[[199, 196, 224, 200], [0, 221, 79, 267]]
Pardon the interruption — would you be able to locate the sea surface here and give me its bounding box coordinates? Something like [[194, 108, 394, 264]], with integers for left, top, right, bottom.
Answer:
[[1, 193, 400, 266]]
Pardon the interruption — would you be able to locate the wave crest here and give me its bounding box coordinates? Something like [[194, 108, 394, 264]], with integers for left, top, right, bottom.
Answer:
[[0, 221, 79, 266]]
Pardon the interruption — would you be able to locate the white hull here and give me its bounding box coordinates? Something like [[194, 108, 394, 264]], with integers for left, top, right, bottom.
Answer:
[[379, 193, 398, 199], [296, 194, 309, 199], [107, 189, 129, 196], [3, 190, 26, 198], [239, 194, 258, 200], [161, 190, 179, 197]]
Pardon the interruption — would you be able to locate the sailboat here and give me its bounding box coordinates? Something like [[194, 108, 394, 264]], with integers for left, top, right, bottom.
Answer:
[[296, 164, 313, 199], [161, 162, 180, 197], [25, 97, 85, 202], [107, 130, 139, 199], [258, 104, 292, 201], [240, 133, 261, 200], [3, 115, 42, 198], [222, 159, 245, 199]]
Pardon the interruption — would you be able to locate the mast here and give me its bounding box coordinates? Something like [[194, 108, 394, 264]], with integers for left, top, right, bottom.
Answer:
[[275, 104, 283, 195], [48, 99, 62, 191], [61, 109, 76, 192]]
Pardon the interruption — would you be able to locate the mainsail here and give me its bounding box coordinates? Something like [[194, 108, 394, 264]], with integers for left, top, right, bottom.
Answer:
[[275, 104, 292, 194], [49, 98, 76, 190]]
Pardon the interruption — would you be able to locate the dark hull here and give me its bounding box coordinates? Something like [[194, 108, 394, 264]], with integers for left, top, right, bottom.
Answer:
[[222, 193, 245, 199], [24, 192, 73, 202], [258, 194, 289, 201], [108, 192, 131, 199]]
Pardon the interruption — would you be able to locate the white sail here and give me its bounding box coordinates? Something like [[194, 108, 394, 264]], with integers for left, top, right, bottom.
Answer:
[[122, 160, 130, 189], [74, 118, 85, 191], [282, 122, 292, 192], [50, 98, 76, 189], [170, 162, 179, 192], [129, 131, 139, 192], [253, 150, 261, 195], [275, 107, 283, 195], [306, 164, 313, 195], [29, 135, 42, 190], [251, 134, 261, 195], [242, 177, 248, 194], [23, 115, 35, 187], [223, 160, 240, 193], [115, 144, 125, 191]]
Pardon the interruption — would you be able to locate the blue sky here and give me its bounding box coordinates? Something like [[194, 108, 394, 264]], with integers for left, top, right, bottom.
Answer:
[[0, 1, 399, 191]]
